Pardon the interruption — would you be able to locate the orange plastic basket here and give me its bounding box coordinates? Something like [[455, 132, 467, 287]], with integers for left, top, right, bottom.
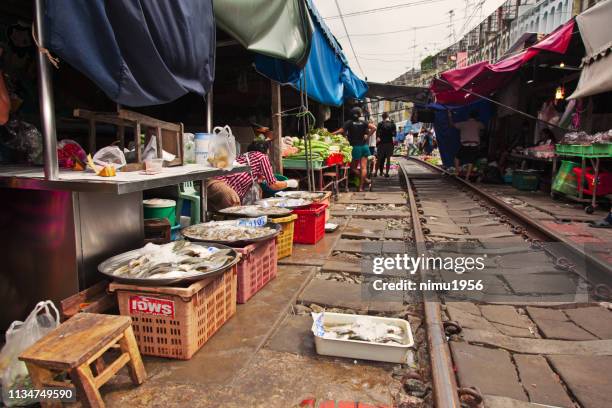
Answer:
[[271, 213, 297, 259], [109, 266, 237, 360], [235, 238, 277, 303]]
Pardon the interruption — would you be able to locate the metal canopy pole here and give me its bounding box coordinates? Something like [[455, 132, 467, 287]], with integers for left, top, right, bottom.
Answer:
[[206, 91, 213, 133], [35, 0, 58, 180]]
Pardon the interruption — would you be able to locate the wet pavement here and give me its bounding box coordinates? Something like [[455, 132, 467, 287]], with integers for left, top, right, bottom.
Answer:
[[100, 163, 424, 408]]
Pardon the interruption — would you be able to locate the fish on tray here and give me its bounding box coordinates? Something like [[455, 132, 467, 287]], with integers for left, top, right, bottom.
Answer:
[[220, 205, 289, 216], [183, 222, 276, 241], [323, 320, 406, 344], [112, 240, 233, 279], [275, 191, 326, 201]]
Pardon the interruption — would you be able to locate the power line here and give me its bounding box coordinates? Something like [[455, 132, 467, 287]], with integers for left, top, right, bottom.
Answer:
[[333, 0, 366, 78], [324, 0, 448, 20]]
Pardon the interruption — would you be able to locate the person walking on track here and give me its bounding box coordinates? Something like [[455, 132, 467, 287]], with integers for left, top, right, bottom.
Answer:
[[448, 110, 484, 180], [332, 107, 376, 192], [376, 112, 396, 177]]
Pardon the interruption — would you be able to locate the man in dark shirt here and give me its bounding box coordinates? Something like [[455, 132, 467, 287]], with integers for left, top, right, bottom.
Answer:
[[376, 112, 396, 177], [333, 106, 376, 191]]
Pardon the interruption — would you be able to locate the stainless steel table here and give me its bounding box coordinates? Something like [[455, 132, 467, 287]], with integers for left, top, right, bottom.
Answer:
[[0, 164, 248, 331]]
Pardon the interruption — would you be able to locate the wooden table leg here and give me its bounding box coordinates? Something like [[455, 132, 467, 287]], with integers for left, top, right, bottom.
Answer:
[[70, 365, 105, 408], [118, 326, 146, 385], [25, 363, 62, 408]]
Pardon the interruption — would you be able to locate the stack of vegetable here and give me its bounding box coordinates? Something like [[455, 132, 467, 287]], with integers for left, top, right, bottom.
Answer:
[[282, 128, 352, 163]]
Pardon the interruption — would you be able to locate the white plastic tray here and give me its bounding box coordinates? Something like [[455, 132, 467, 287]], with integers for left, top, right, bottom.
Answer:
[[312, 312, 414, 363]]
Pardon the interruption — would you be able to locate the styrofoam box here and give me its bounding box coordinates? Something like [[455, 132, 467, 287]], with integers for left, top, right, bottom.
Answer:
[[313, 313, 414, 364]]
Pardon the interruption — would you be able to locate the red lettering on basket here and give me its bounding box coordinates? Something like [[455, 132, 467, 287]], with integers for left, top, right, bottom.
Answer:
[[129, 296, 175, 318]]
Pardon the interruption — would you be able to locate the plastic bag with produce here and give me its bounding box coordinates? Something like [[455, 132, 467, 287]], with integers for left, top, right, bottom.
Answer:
[[93, 146, 126, 170], [208, 126, 236, 170]]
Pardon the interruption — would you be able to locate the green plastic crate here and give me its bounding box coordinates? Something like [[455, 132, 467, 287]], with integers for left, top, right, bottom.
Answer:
[[282, 158, 324, 170], [512, 170, 540, 191], [556, 144, 612, 157], [593, 143, 612, 156]]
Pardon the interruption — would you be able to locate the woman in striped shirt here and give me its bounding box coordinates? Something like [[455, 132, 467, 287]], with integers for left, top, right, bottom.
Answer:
[[207, 144, 298, 211]]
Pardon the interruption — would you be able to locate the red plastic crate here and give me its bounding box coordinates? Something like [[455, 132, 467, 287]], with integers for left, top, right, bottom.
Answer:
[[235, 237, 278, 303], [293, 203, 327, 244]]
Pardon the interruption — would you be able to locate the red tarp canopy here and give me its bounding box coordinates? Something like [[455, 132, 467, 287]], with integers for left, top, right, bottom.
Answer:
[[430, 19, 575, 105]]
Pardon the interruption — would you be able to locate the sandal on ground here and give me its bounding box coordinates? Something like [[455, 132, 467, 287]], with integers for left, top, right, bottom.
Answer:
[[589, 219, 612, 228]]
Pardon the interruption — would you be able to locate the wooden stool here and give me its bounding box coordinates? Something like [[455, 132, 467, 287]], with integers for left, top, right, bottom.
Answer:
[[19, 313, 146, 408]]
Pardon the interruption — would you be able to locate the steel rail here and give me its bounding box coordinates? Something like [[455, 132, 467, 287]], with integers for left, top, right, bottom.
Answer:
[[410, 157, 612, 282], [401, 163, 461, 408]]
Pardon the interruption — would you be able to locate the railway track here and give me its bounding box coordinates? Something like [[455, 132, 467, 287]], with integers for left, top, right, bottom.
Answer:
[[399, 157, 612, 408]]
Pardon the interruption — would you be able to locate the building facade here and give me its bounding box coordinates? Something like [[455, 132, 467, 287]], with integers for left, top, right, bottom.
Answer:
[[402, 0, 606, 86]]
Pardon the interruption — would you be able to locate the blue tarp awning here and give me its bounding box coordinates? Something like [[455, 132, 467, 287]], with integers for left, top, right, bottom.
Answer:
[[45, 0, 215, 107], [254, 0, 367, 106], [424, 101, 494, 167]]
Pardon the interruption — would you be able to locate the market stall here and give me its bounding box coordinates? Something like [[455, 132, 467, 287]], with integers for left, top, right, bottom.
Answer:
[[281, 128, 352, 191], [552, 131, 612, 213]]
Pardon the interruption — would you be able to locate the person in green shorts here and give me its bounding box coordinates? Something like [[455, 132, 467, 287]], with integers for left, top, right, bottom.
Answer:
[[333, 107, 376, 191]]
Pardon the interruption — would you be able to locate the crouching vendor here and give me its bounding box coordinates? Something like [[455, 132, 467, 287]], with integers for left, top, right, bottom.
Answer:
[[206, 146, 298, 211]]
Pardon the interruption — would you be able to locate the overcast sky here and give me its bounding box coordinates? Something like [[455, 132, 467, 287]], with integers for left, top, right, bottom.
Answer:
[[313, 0, 507, 83]]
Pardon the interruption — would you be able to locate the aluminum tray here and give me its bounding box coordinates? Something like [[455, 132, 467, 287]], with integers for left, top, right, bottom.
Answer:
[[182, 222, 281, 247], [218, 205, 291, 218], [256, 197, 312, 209], [98, 242, 240, 286], [275, 191, 328, 201]]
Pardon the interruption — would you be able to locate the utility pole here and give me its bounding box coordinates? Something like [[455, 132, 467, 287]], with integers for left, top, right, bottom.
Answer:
[[412, 27, 417, 84], [448, 10, 456, 45]]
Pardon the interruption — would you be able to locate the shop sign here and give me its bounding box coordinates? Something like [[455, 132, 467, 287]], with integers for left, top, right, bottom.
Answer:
[[129, 295, 175, 318]]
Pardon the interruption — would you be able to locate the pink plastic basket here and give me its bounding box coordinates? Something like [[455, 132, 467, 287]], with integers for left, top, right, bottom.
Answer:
[[235, 237, 278, 303]]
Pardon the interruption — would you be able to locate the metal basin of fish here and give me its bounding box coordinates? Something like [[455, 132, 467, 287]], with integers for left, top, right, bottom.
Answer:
[[275, 191, 327, 201], [218, 205, 291, 217], [182, 222, 281, 246], [256, 197, 312, 209], [98, 241, 240, 286]]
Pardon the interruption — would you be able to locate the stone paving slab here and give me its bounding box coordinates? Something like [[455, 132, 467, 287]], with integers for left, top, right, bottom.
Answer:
[[513, 354, 574, 407], [265, 315, 315, 356], [527, 307, 597, 340], [346, 219, 388, 230], [279, 220, 346, 267], [331, 210, 409, 218], [504, 273, 579, 296], [547, 355, 612, 408], [461, 329, 612, 355], [381, 241, 409, 254], [450, 342, 527, 401], [383, 229, 407, 240], [564, 306, 612, 339], [483, 395, 555, 408], [298, 279, 366, 311], [479, 305, 534, 330], [446, 304, 499, 332], [334, 239, 383, 254]]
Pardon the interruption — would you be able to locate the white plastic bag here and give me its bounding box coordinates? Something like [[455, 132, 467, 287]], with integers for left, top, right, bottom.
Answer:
[[207, 126, 237, 170], [93, 146, 127, 169], [183, 133, 196, 164], [0, 301, 60, 407], [242, 152, 262, 205]]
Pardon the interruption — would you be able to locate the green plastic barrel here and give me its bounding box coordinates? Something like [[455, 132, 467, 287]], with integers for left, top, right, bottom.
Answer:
[[143, 198, 177, 226]]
